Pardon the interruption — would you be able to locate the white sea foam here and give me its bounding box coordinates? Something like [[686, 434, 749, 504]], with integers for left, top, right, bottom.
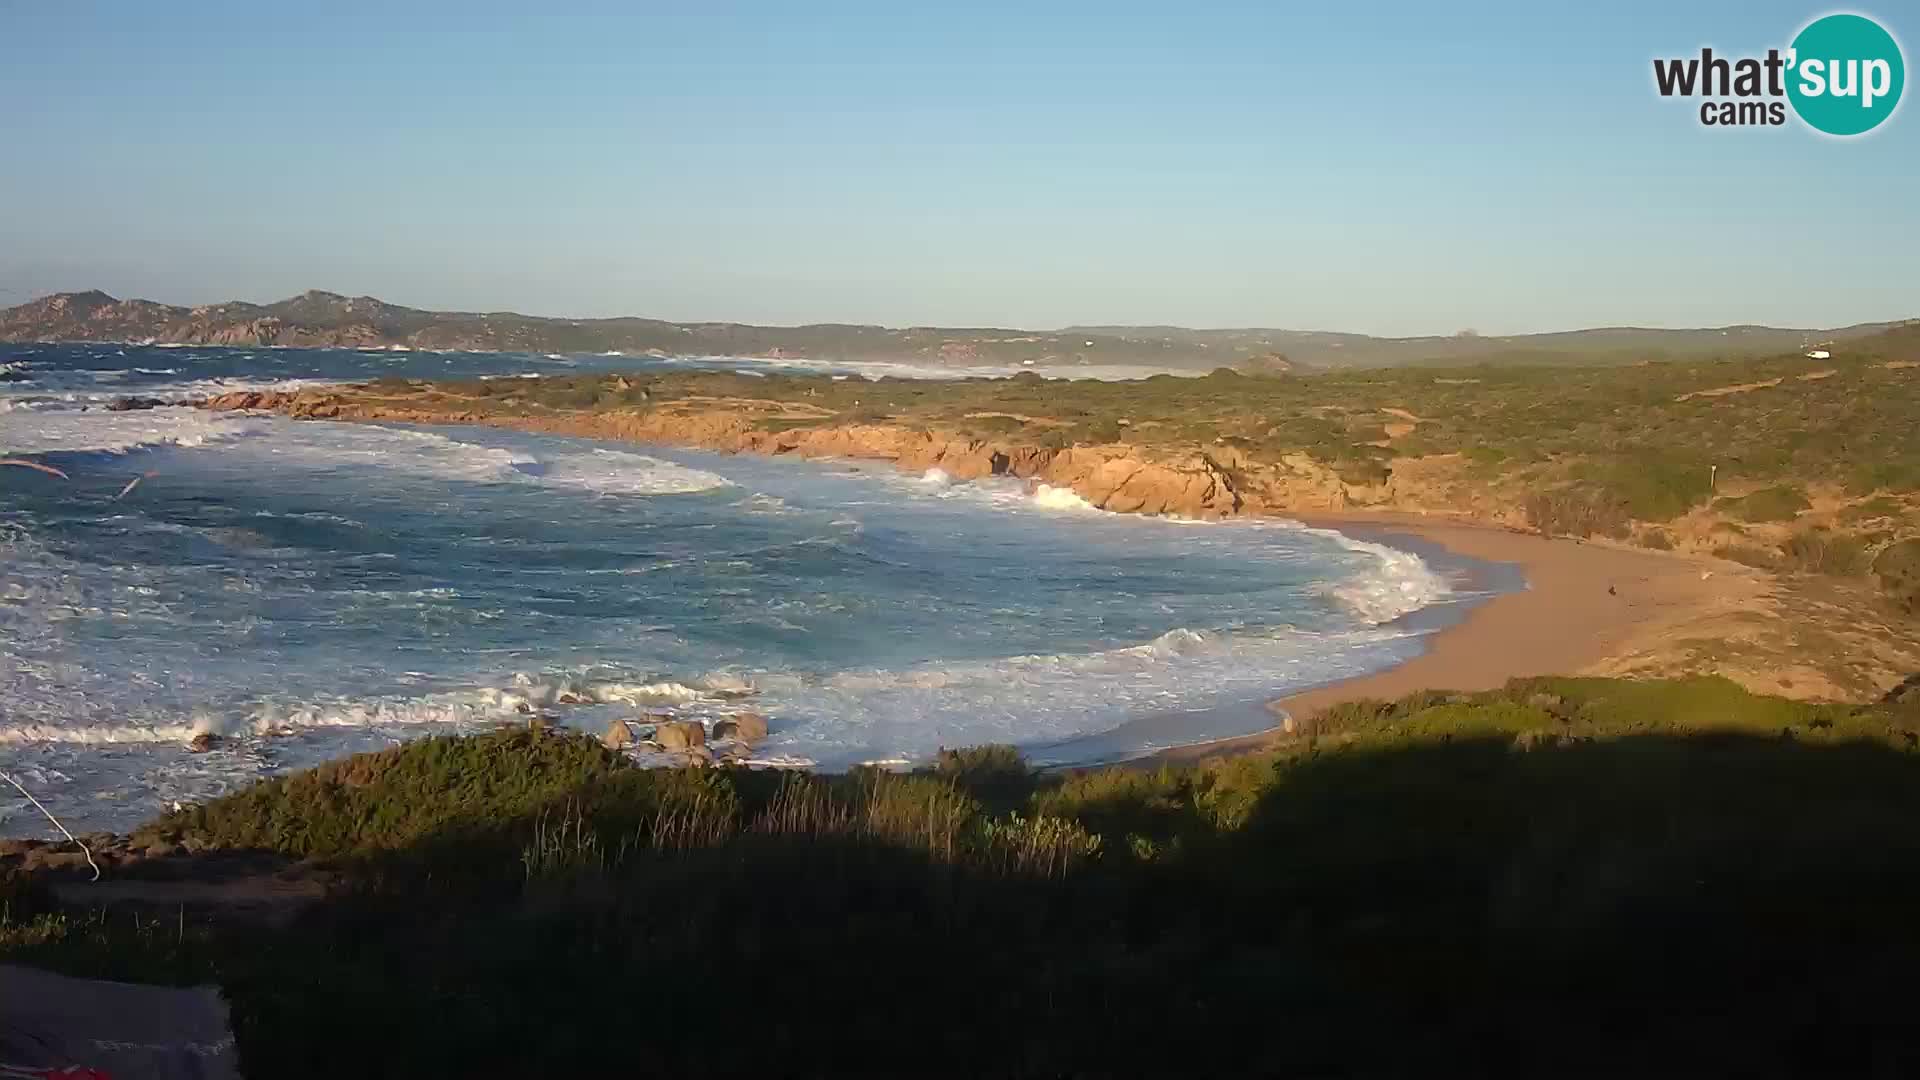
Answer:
[[0, 370, 1471, 835], [0, 406, 261, 456], [889, 471, 1449, 624], [1031, 483, 1098, 512], [1326, 536, 1449, 623], [205, 422, 733, 496], [668, 353, 1212, 383], [0, 375, 333, 408], [512, 446, 733, 497]]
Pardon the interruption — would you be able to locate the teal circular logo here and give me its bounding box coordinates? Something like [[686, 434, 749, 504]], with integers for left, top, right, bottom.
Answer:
[[1787, 13, 1905, 135]]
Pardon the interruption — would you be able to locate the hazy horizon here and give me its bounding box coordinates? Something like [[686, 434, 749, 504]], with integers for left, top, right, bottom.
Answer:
[[9, 283, 1913, 340], [3, 1, 1915, 336]]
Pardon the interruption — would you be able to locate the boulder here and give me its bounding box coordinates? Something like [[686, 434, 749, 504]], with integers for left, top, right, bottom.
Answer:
[[602, 719, 636, 751], [187, 732, 222, 753], [107, 395, 169, 412], [652, 720, 706, 751], [714, 711, 769, 744]]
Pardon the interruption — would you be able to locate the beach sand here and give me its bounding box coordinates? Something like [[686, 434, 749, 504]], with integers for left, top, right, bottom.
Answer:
[[1149, 511, 1770, 763]]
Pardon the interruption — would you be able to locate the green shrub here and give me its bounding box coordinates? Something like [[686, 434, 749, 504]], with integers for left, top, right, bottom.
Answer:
[[933, 745, 1031, 807], [25, 676, 1920, 1075], [1847, 456, 1920, 496], [1841, 496, 1906, 523], [1592, 452, 1715, 521], [1875, 539, 1920, 614], [969, 415, 1026, 435], [1035, 428, 1074, 451], [1718, 484, 1811, 522], [1780, 528, 1869, 576], [1336, 451, 1397, 486], [974, 812, 1103, 878], [148, 728, 632, 859], [1636, 528, 1675, 550], [1715, 543, 1780, 570], [1524, 489, 1630, 538], [753, 417, 827, 433], [751, 771, 979, 861]]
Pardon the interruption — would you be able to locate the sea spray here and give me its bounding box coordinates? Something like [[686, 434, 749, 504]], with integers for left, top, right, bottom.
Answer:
[[0, 341, 1487, 837]]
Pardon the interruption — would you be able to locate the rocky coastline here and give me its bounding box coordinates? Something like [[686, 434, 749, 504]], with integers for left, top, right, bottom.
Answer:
[[197, 387, 1412, 522]]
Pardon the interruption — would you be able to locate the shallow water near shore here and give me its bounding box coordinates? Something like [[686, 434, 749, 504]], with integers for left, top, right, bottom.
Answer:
[[1, 344, 1489, 836]]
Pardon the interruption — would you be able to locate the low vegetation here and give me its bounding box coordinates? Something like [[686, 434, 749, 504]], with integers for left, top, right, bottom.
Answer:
[[10, 675, 1920, 1074], [1717, 483, 1811, 522], [337, 322, 1920, 613]]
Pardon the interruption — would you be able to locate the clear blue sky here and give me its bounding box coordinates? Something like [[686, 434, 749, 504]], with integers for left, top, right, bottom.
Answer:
[[1, 1, 1913, 335]]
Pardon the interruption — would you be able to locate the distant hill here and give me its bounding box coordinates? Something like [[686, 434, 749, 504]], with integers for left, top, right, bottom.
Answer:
[[0, 289, 1905, 371], [1061, 322, 1908, 368]]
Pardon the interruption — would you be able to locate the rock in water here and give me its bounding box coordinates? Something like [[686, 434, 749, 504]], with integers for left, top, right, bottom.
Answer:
[[187, 732, 222, 753], [106, 395, 169, 412], [714, 711, 769, 744], [602, 719, 636, 750], [653, 720, 705, 750]]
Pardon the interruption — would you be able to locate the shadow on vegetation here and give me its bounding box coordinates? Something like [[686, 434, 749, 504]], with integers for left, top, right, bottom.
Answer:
[[8, 676, 1920, 1076]]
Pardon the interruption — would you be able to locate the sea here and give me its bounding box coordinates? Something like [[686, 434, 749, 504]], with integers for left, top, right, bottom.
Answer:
[[0, 342, 1489, 836]]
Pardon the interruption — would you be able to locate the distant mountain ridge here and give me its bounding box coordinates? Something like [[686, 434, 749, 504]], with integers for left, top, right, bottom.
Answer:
[[0, 289, 1904, 370]]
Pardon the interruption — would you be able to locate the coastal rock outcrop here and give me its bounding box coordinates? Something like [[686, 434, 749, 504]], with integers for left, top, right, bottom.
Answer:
[[1039, 448, 1241, 517], [602, 719, 637, 750], [713, 711, 768, 743], [196, 384, 1466, 523], [651, 720, 706, 750]]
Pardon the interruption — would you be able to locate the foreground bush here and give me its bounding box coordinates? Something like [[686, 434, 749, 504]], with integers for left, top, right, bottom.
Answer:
[[12, 676, 1920, 1076], [1878, 538, 1920, 615]]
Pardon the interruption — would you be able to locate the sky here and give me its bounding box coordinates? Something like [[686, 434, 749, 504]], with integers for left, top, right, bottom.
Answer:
[[0, 1, 1915, 336]]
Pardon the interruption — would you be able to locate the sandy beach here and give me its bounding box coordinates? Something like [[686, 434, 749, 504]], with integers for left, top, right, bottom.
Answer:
[[187, 385, 1805, 769], [1150, 510, 1771, 763]]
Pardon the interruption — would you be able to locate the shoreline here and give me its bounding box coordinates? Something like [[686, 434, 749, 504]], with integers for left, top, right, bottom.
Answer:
[[1147, 511, 1766, 763], [186, 390, 1771, 769]]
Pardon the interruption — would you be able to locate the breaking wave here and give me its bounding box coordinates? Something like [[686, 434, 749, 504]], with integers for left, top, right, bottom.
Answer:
[[0, 406, 260, 456]]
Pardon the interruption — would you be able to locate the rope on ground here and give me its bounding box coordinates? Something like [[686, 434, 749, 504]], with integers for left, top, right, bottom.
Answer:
[[1, 770, 101, 881]]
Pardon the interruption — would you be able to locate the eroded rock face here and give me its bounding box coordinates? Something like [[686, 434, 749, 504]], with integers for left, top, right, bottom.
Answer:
[[1040, 448, 1241, 518], [198, 387, 1447, 522]]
